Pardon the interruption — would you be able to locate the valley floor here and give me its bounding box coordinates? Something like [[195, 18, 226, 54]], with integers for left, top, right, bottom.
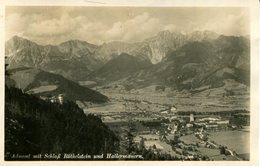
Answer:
[[82, 89, 250, 161]]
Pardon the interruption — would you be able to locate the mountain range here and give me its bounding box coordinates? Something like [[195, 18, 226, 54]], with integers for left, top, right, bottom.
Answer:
[[6, 30, 250, 96], [6, 30, 219, 81], [6, 36, 103, 81], [120, 35, 250, 92]]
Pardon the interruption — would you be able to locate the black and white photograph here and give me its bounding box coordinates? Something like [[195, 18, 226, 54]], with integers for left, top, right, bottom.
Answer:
[[1, 1, 259, 164]]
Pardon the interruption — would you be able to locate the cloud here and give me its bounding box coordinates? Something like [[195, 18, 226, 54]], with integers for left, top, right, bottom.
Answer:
[[163, 24, 178, 31], [6, 11, 166, 45], [5, 7, 249, 45], [196, 11, 249, 36], [104, 12, 163, 42], [6, 13, 27, 40], [25, 14, 76, 37]]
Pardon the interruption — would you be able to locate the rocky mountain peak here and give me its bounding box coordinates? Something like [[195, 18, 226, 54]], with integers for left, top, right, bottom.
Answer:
[[58, 39, 98, 54], [188, 30, 219, 41], [6, 36, 39, 54], [157, 30, 172, 37]]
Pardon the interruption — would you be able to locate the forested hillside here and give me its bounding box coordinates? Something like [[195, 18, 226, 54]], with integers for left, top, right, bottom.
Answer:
[[5, 86, 119, 160]]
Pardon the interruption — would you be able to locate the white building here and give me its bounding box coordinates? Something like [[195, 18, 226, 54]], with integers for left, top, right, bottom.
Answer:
[[216, 120, 229, 124], [190, 113, 194, 122], [58, 94, 64, 104]]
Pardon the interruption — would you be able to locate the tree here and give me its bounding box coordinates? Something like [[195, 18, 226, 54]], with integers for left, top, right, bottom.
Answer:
[[126, 130, 134, 153], [220, 146, 226, 154], [139, 137, 145, 151], [5, 57, 10, 76]]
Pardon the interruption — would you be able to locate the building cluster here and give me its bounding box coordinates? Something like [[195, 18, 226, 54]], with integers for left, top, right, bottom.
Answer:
[[40, 94, 65, 105], [89, 95, 246, 161], [193, 117, 229, 130]]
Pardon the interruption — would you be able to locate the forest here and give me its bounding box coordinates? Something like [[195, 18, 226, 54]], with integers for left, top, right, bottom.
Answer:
[[5, 86, 119, 160]]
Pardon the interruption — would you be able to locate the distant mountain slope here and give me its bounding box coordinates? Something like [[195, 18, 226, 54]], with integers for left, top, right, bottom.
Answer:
[[6, 36, 103, 81], [9, 68, 109, 103], [94, 30, 219, 64], [5, 86, 118, 159], [87, 53, 152, 84], [120, 35, 250, 91], [94, 41, 141, 63]]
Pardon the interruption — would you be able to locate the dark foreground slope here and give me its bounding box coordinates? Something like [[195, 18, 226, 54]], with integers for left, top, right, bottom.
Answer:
[[5, 86, 118, 160]]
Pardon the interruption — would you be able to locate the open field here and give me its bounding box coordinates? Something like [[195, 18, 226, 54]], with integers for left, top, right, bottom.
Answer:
[[180, 134, 200, 144], [197, 147, 220, 157], [210, 154, 239, 161], [98, 90, 249, 113], [78, 81, 97, 87], [145, 141, 164, 150], [197, 147, 239, 160], [84, 102, 126, 113], [139, 134, 160, 140], [27, 85, 58, 94], [135, 134, 180, 157], [209, 130, 250, 154]]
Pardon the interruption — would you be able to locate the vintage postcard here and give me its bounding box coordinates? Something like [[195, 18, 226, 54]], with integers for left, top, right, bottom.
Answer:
[[0, 0, 259, 166]]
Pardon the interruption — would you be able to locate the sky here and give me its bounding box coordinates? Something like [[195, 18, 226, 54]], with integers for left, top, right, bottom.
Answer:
[[5, 7, 249, 45]]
